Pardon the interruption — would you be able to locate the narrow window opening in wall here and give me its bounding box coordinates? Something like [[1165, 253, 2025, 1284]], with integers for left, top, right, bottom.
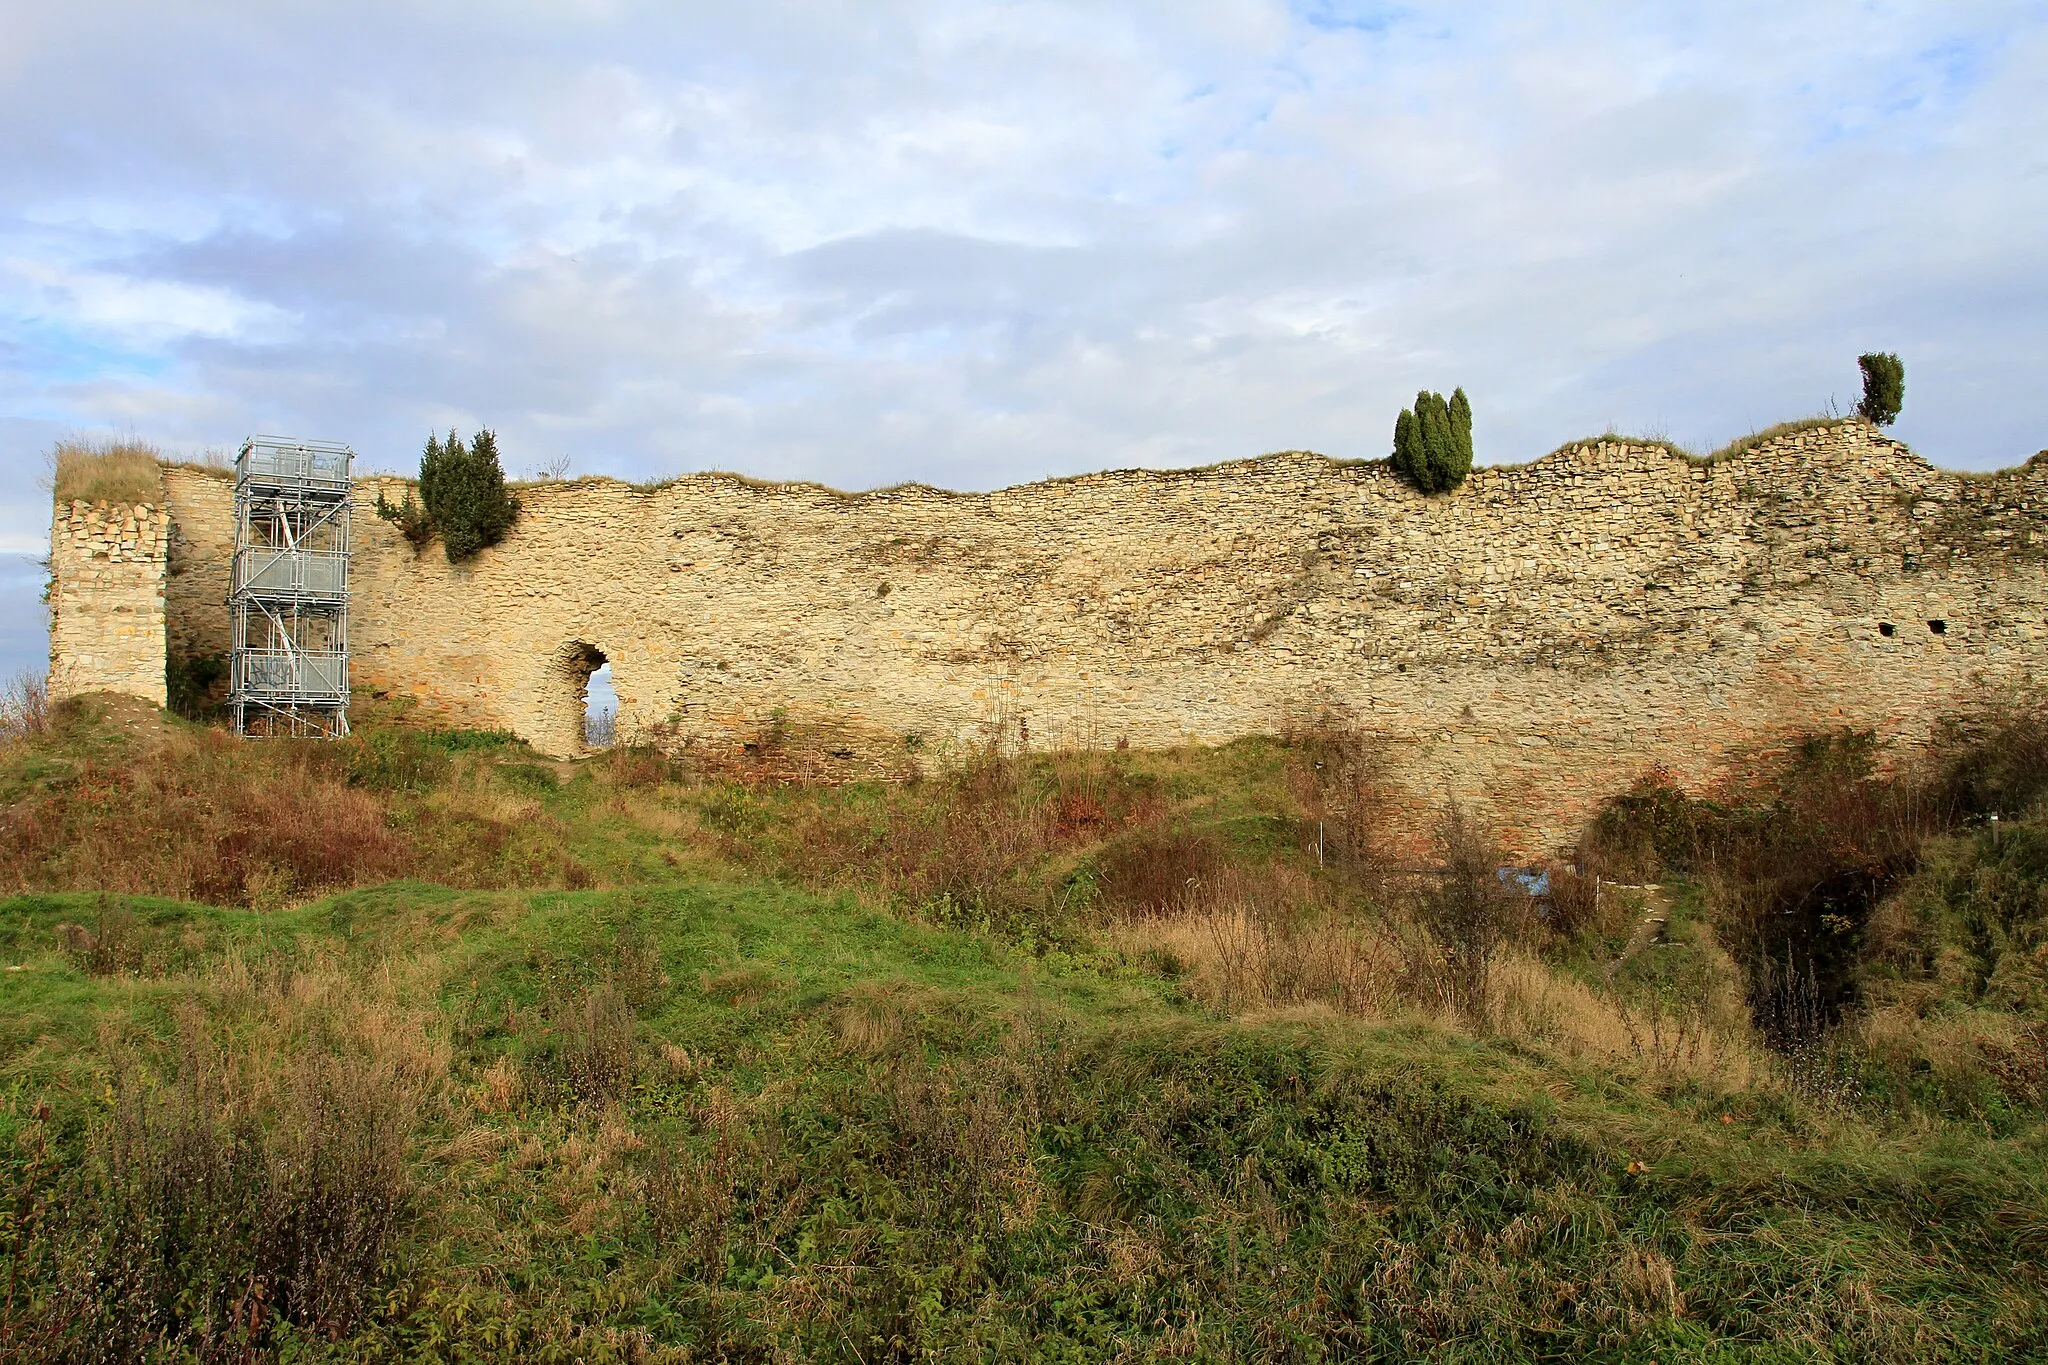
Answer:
[[1927, 619, 1947, 635], [1878, 622, 1896, 637], [558, 640, 614, 750], [584, 658, 617, 747]]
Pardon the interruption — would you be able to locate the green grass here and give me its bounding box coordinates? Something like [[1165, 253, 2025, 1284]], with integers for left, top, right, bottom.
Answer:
[[4, 700, 2048, 1360], [3, 878, 2046, 1361]]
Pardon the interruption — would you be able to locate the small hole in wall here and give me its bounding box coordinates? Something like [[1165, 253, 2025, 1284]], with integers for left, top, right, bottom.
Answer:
[[1878, 622, 1895, 637], [877, 582, 891, 598], [1927, 619, 1947, 635]]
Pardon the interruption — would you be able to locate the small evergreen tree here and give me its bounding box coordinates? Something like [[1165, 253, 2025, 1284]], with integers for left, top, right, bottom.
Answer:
[[1447, 388, 1473, 484], [1856, 353, 1904, 426], [417, 423, 520, 556], [372, 487, 433, 548], [1392, 408, 1422, 488], [1391, 387, 1474, 493]]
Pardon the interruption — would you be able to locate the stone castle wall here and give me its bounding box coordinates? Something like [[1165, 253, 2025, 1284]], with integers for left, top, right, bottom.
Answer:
[[48, 495, 171, 709], [95, 420, 2048, 851]]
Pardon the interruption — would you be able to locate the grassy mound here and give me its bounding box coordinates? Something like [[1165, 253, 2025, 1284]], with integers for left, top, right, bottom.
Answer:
[[5, 884, 2045, 1361], [0, 697, 2043, 1360]]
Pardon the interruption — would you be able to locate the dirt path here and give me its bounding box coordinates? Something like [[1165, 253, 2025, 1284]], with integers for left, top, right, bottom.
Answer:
[[1607, 882, 1672, 966], [492, 755, 585, 785]]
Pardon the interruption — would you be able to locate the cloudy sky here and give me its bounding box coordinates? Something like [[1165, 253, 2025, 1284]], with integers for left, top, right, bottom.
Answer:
[[3, 0, 2045, 676]]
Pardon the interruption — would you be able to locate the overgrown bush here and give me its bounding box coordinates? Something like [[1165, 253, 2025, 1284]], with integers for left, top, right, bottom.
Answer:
[[166, 652, 226, 720], [1543, 863, 1633, 944], [1581, 733, 1931, 1041], [1414, 802, 1525, 1020], [1856, 352, 1904, 426], [1391, 387, 1473, 494], [1928, 685, 2048, 818], [421, 428, 517, 562], [1282, 709, 1395, 872], [1097, 825, 1224, 915], [377, 429, 518, 562], [1579, 705, 2048, 1060], [0, 712, 592, 906]]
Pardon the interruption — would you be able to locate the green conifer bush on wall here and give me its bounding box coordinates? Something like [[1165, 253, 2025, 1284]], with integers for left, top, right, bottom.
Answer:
[[1857, 352, 1904, 426], [1391, 388, 1474, 493], [423, 429, 517, 561], [377, 429, 519, 562]]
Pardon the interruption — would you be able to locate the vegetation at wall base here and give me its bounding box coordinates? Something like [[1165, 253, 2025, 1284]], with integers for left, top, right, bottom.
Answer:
[[1857, 352, 1905, 427], [1, 691, 2045, 1360], [165, 651, 226, 721], [1391, 387, 1474, 493]]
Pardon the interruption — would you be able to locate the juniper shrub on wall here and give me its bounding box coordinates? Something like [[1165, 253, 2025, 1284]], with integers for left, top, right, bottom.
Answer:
[[1391, 388, 1474, 493], [377, 429, 518, 561], [1857, 352, 1905, 427]]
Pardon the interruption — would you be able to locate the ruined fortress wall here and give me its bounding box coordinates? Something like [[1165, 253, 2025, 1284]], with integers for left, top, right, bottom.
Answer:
[[48, 495, 171, 709], [141, 422, 2048, 850]]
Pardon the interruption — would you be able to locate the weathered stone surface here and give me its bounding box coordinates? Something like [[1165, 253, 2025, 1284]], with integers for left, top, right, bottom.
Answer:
[[59, 420, 2048, 851], [49, 490, 170, 709]]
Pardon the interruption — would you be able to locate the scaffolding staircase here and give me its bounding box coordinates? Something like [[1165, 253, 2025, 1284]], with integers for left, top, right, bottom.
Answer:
[[229, 436, 353, 739]]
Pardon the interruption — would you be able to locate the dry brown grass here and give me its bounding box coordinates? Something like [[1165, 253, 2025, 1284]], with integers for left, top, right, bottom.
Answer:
[[833, 981, 933, 1056], [1703, 416, 1853, 464], [1857, 1004, 2048, 1108], [0, 729, 412, 907], [738, 746, 1170, 926], [1491, 953, 1758, 1087], [1113, 904, 1410, 1018], [51, 438, 162, 505], [0, 717, 596, 907], [1124, 904, 1758, 1086]]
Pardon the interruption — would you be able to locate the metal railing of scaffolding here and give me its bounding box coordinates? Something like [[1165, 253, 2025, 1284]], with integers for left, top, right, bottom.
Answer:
[[229, 436, 354, 739]]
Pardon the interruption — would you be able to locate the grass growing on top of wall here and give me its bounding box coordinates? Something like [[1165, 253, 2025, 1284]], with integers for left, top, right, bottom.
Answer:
[[1522, 416, 1859, 470], [50, 439, 163, 505], [3, 694, 2048, 1358]]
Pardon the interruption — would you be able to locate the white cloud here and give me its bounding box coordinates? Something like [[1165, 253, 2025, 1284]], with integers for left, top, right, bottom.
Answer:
[[0, 0, 2044, 680], [8, 260, 296, 345]]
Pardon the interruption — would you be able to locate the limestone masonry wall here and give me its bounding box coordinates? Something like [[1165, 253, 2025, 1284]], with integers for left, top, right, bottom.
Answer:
[[49, 495, 171, 709], [116, 420, 2048, 851]]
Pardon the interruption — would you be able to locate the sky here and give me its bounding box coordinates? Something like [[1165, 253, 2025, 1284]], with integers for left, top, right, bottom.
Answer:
[[3, 0, 2046, 679]]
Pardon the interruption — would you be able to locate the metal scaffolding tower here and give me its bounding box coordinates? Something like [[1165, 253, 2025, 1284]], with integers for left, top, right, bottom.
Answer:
[[229, 436, 353, 739]]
